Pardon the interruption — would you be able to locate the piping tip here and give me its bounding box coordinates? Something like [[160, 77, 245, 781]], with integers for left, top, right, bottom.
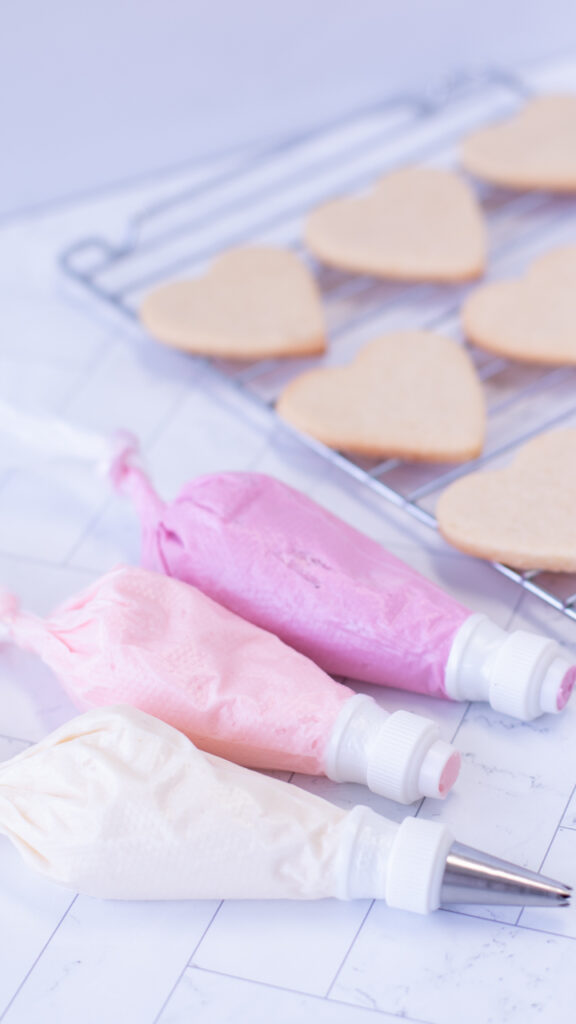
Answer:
[[440, 842, 572, 908]]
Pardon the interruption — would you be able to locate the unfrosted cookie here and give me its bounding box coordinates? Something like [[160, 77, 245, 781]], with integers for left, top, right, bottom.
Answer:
[[461, 94, 576, 192], [304, 167, 486, 282], [276, 330, 485, 462], [462, 245, 576, 365], [436, 429, 576, 572], [139, 246, 326, 360]]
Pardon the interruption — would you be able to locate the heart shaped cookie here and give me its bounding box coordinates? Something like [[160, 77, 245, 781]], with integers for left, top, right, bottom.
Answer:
[[276, 330, 485, 462], [304, 167, 486, 282], [139, 246, 326, 360], [462, 245, 576, 365], [436, 429, 576, 572], [461, 95, 576, 192]]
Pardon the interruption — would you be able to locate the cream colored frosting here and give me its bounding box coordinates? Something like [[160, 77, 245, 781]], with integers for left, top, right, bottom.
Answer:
[[0, 706, 389, 901]]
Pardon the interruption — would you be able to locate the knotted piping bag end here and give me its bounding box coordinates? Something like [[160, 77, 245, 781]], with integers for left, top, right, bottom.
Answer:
[[103, 430, 141, 490], [0, 588, 19, 645]]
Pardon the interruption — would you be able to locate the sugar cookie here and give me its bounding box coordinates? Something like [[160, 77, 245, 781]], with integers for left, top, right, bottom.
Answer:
[[436, 429, 576, 572], [304, 167, 486, 282], [461, 94, 576, 192], [139, 246, 326, 360], [462, 245, 576, 365], [276, 330, 485, 462]]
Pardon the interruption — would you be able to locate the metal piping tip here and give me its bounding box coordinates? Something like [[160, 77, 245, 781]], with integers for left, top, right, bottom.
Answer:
[[440, 842, 572, 908]]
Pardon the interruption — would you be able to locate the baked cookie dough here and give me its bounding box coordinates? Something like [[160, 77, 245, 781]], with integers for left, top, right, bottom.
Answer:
[[436, 429, 576, 572], [139, 246, 326, 360], [462, 245, 576, 365], [304, 167, 486, 282], [276, 329, 485, 462], [461, 94, 576, 192]]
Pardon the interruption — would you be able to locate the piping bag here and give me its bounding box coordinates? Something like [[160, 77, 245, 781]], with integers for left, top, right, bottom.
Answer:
[[2, 402, 575, 722], [0, 705, 569, 911], [109, 438, 576, 722], [0, 566, 460, 804]]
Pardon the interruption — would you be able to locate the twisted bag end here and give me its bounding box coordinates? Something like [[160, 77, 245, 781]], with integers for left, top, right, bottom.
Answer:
[[106, 430, 141, 493], [0, 588, 19, 644]]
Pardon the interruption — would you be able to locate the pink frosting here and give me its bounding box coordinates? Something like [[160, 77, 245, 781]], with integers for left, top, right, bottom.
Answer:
[[112, 462, 471, 699], [1, 566, 351, 775], [558, 666, 576, 710]]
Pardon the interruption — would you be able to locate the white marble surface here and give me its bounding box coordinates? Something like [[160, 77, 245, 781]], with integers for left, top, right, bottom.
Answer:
[[1, 58, 576, 1024]]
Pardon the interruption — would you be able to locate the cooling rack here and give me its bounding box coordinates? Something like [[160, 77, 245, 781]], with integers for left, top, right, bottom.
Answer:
[[60, 68, 576, 622]]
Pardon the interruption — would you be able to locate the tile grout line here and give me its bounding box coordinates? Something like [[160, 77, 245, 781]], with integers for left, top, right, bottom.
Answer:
[[0, 894, 78, 1022], [503, 587, 533, 634], [442, 905, 576, 941], [152, 901, 224, 1024], [515, 778, 576, 927], [0, 548, 94, 570], [188, 963, 436, 1024], [324, 900, 375, 1000], [0, 733, 33, 747], [537, 781, 576, 870]]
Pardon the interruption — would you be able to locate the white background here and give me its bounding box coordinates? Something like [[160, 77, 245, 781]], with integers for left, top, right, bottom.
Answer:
[[2, 1, 576, 216]]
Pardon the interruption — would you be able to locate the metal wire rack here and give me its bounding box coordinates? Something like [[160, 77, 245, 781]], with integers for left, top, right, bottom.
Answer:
[[60, 68, 576, 622]]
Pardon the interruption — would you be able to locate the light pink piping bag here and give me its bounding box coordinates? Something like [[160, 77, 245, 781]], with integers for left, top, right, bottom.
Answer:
[[0, 566, 460, 803], [110, 438, 576, 722]]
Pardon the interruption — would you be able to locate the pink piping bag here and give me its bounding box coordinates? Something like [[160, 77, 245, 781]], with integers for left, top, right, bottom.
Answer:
[[0, 398, 573, 724], [0, 566, 460, 804], [110, 437, 576, 723]]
